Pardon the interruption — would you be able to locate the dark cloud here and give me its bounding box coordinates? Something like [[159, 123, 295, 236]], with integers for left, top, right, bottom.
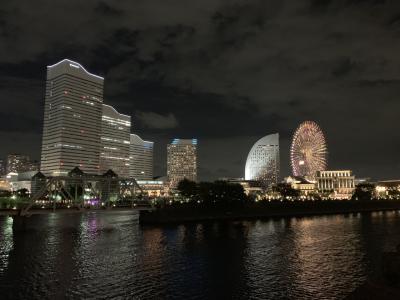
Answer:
[[136, 112, 179, 129], [331, 57, 359, 77], [0, 0, 399, 180], [95, 1, 124, 16]]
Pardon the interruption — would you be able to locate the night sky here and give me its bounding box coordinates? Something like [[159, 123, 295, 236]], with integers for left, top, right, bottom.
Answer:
[[0, 0, 399, 181]]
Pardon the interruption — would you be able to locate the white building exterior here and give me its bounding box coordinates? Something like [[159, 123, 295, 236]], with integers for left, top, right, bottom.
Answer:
[[245, 133, 280, 188], [129, 134, 154, 180], [40, 59, 104, 176], [100, 104, 131, 177]]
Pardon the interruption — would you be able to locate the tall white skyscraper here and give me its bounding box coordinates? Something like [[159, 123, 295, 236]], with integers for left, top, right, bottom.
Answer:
[[40, 59, 104, 176], [167, 139, 197, 188], [245, 133, 279, 188], [100, 104, 131, 177], [129, 134, 154, 180]]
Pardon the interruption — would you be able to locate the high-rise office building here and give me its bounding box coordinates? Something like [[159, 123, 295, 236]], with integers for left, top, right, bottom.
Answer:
[[40, 59, 104, 176], [129, 134, 154, 180], [167, 139, 197, 188], [6, 154, 30, 173], [245, 133, 280, 188], [100, 104, 131, 177]]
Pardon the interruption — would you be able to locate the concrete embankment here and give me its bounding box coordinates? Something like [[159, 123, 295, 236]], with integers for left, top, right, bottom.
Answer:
[[139, 200, 400, 224]]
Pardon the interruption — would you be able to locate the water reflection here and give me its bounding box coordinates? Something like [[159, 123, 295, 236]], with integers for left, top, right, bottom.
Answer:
[[1, 212, 400, 299], [0, 217, 13, 275], [288, 216, 365, 299]]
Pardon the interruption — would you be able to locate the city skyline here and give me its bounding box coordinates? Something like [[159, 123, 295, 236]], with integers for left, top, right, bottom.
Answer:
[[0, 57, 393, 183], [2, 3, 400, 300], [0, 58, 395, 182], [0, 1, 399, 181]]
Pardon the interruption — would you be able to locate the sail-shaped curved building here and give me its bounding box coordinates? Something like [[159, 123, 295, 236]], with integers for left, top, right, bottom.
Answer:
[[245, 133, 280, 188]]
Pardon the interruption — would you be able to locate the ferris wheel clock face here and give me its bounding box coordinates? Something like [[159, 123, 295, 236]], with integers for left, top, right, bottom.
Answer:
[[290, 121, 328, 180]]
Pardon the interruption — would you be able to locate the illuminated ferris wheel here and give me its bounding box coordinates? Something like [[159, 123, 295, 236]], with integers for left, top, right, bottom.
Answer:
[[290, 121, 328, 180]]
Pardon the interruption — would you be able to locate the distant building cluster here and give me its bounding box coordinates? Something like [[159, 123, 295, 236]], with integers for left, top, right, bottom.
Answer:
[[39, 59, 150, 178], [6, 154, 39, 174], [0, 59, 156, 193], [0, 59, 198, 195]]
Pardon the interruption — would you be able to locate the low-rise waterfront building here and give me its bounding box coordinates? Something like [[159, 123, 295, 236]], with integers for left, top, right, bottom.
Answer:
[[3, 171, 40, 193], [137, 180, 169, 198], [284, 176, 316, 196], [375, 180, 400, 199], [316, 170, 355, 199]]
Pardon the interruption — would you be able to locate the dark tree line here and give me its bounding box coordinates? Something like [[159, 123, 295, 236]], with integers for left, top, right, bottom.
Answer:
[[177, 179, 247, 206], [351, 183, 375, 201]]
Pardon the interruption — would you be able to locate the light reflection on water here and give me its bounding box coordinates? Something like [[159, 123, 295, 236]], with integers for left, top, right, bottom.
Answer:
[[0, 217, 13, 274], [1, 211, 400, 299]]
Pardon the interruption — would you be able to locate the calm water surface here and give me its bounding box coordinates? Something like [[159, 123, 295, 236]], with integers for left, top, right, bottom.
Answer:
[[1, 211, 400, 299]]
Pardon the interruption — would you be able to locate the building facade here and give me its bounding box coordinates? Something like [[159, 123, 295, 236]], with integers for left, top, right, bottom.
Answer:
[[375, 180, 400, 199], [6, 154, 30, 173], [99, 104, 131, 177], [316, 170, 355, 199], [7, 171, 39, 193], [167, 139, 197, 188], [137, 180, 168, 198], [245, 133, 280, 188], [40, 59, 104, 176], [129, 134, 154, 180], [284, 176, 316, 196]]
